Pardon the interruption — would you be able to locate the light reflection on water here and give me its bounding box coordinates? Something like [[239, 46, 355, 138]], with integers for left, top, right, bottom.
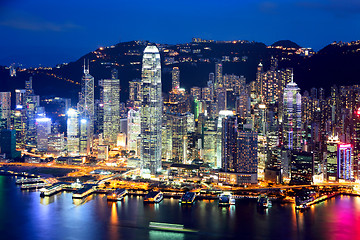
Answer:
[[149, 230, 185, 240], [3, 176, 360, 240]]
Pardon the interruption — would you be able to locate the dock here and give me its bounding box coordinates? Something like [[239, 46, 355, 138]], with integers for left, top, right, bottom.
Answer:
[[40, 182, 72, 197], [295, 193, 339, 209], [72, 184, 97, 199]]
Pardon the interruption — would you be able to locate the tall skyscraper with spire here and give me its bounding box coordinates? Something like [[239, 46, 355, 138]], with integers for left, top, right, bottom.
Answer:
[[283, 74, 302, 150], [78, 60, 94, 154], [140, 46, 162, 174]]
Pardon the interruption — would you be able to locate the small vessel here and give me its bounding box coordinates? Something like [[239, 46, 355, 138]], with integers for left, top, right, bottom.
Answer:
[[16, 178, 43, 185], [218, 192, 236, 206], [107, 188, 127, 201], [180, 192, 196, 204], [149, 222, 198, 233], [257, 195, 272, 208], [20, 182, 49, 190], [144, 191, 163, 203]]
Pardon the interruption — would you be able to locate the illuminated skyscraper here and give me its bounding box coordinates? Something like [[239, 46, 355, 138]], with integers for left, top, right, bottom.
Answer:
[[352, 107, 360, 179], [221, 115, 258, 183], [203, 118, 217, 167], [216, 88, 227, 113], [13, 106, 26, 148], [283, 75, 302, 150], [15, 89, 26, 107], [190, 87, 201, 100], [129, 79, 142, 108], [290, 151, 313, 185], [36, 117, 51, 151], [255, 62, 263, 97], [48, 133, 65, 156], [67, 108, 79, 156], [337, 143, 353, 181], [79, 119, 89, 156], [0, 92, 11, 129], [169, 113, 188, 164], [127, 108, 141, 155], [140, 46, 162, 174], [78, 60, 95, 143], [171, 67, 180, 91], [101, 69, 120, 145], [326, 135, 340, 181], [25, 79, 40, 147], [215, 62, 223, 88]]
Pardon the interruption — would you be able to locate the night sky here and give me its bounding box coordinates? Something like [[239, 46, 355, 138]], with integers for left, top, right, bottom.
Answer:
[[1, 0, 360, 67]]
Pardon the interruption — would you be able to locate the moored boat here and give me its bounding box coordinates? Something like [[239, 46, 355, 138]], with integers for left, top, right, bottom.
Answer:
[[219, 192, 236, 206], [257, 195, 272, 208], [180, 192, 196, 204]]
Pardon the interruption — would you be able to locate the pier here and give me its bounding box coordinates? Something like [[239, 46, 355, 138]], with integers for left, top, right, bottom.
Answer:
[[72, 184, 97, 199]]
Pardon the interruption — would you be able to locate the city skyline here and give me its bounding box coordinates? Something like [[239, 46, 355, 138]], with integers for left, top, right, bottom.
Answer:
[[1, 0, 360, 66], [2, 2, 360, 239]]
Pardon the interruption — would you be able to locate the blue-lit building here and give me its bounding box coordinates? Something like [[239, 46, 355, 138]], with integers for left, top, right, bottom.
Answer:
[[337, 143, 353, 181]]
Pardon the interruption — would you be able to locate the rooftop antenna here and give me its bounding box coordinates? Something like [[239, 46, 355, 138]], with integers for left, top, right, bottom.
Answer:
[[84, 58, 89, 74]]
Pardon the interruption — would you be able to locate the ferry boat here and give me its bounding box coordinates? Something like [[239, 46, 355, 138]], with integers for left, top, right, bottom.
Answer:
[[107, 188, 127, 201], [218, 192, 236, 206], [144, 191, 163, 203], [257, 195, 272, 208], [180, 192, 196, 204], [40, 182, 69, 197], [20, 182, 49, 190], [16, 178, 43, 185], [149, 222, 197, 233]]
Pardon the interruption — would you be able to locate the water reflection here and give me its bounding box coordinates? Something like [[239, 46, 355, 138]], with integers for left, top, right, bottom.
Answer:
[[149, 230, 184, 240], [5, 176, 360, 240], [109, 202, 119, 240], [40, 195, 55, 205], [72, 195, 94, 206]]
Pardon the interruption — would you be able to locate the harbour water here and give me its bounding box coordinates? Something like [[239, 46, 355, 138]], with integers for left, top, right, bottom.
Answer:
[[1, 175, 359, 240]]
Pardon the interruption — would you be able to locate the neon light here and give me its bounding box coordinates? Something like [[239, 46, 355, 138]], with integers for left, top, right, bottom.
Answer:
[[339, 144, 351, 148]]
